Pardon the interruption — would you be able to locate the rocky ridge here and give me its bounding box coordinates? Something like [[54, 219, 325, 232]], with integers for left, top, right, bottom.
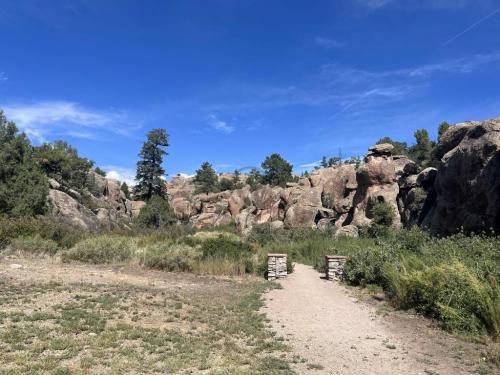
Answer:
[[167, 118, 500, 235], [47, 118, 500, 235]]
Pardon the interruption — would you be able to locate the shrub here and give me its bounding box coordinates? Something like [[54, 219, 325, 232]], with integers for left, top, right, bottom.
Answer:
[[0, 216, 84, 249], [198, 236, 252, 261], [135, 196, 176, 228], [343, 245, 396, 287], [191, 230, 240, 242], [371, 201, 395, 226], [385, 260, 499, 337], [143, 242, 201, 272], [10, 235, 60, 255], [321, 192, 334, 209], [63, 235, 137, 264]]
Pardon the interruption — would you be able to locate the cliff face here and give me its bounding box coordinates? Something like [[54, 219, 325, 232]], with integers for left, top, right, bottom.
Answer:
[[47, 170, 144, 231], [166, 118, 500, 235], [421, 118, 500, 234]]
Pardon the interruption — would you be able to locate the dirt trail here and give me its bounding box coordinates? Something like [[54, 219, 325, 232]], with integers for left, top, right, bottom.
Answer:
[[263, 264, 483, 375]]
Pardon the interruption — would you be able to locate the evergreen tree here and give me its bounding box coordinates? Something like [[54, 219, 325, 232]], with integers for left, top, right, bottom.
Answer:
[[0, 111, 48, 217], [194, 162, 218, 194], [218, 177, 235, 192], [94, 167, 106, 177], [246, 168, 263, 191], [120, 182, 131, 199], [135, 195, 176, 228], [135, 128, 169, 200], [232, 169, 244, 189], [409, 129, 434, 168], [438, 121, 450, 141], [35, 140, 94, 191], [261, 153, 293, 187]]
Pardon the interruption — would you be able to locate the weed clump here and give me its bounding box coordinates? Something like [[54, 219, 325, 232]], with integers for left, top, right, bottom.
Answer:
[[9, 235, 60, 255], [63, 235, 137, 264], [143, 242, 201, 272]]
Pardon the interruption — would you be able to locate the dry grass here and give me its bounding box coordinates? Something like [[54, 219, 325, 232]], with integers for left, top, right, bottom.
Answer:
[[0, 258, 294, 374]]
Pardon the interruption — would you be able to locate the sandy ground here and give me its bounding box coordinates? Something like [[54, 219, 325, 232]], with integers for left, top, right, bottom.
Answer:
[[263, 264, 491, 375]]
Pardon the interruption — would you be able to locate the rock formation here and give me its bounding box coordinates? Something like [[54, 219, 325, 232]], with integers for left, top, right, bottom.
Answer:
[[48, 170, 143, 230], [422, 118, 500, 234], [49, 118, 499, 236]]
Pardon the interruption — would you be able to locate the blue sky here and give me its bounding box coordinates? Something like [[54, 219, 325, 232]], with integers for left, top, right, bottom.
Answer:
[[1, 0, 500, 183]]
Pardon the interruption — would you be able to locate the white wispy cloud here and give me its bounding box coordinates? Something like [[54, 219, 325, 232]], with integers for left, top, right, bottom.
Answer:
[[0, 72, 6, 82], [298, 160, 321, 168], [102, 165, 136, 186], [208, 114, 235, 134], [314, 37, 344, 49], [202, 52, 500, 122], [177, 173, 195, 178], [2, 101, 140, 143]]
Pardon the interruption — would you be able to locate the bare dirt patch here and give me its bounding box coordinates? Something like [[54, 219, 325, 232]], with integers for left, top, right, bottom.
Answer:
[[263, 264, 498, 375]]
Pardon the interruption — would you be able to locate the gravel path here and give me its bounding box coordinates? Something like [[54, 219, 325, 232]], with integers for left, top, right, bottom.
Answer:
[[263, 263, 482, 375]]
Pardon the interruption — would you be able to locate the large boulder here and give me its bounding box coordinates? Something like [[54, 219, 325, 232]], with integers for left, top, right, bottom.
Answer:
[[171, 197, 192, 218], [368, 143, 394, 156], [310, 164, 358, 215], [48, 189, 100, 231], [423, 118, 500, 234], [283, 185, 323, 228], [251, 186, 282, 210], [126, 200, 146, 218], [348, 147, 401, 227]]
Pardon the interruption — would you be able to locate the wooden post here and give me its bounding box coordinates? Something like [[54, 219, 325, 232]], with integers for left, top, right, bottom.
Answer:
[[267, 253, 287, 280], [325, 255, 348, 281]]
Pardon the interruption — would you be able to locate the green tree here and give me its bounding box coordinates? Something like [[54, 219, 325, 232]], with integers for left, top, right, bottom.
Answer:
[[409, 129, 435, 168], [0, 111, 48, 217], [135, 128, 169, 200], [345, 156, 362, 169], [261, 153, 293, 187], [120, 182, 131, 199], [438, 121, 450, 141], [246, 168, 262, 191], [376, 137, 409, 156], [35, 140, 94, 191], [232, 170, 244, 189], [135, 195, 176, 228], [94, 167, 106, 177], [194, 162, 218, 194], [218, 177, 235, 192]]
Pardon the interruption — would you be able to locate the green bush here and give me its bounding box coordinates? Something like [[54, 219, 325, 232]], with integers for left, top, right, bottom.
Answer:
[[343, 245, 396, 287], [385, 260, 499, 337], [143, 242, 201, 272], [63, 235, 137, 264], [135, 196, 176, 229], [371, 201, 395, 226], [10, 235, 60, 255], [0, 216, 84, 249]]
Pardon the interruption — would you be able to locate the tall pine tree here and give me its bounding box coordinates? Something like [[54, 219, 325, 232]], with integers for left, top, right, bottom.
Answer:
[[194, 162, 218, 194], [135, 129, 169, 200]]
